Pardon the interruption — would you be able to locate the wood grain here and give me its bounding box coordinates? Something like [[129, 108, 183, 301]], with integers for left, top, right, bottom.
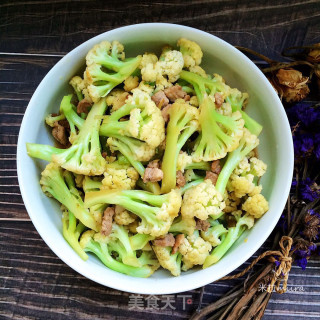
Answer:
[[0, 0, 319, 59], [1, 1, 320, 319]]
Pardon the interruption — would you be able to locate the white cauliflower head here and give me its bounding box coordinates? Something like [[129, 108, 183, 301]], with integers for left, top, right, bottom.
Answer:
[[179, 231, 212, 271], [242, 194, 269, 218], [177, 151, 193, 173], [182, 180, 226, 220], [158, 50, 184, 82], [101, 162, 139, 191], [126, 89, 165, 148], [177, 38, 203, 68], [152, 245, 182, 276], [114, 205, 136, 225]]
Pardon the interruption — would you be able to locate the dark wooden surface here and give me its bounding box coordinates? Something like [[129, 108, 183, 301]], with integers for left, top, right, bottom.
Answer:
[[1, 1, 320, 319]]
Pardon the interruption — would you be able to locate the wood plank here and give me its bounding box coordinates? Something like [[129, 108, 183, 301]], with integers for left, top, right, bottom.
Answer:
[[1, 221, 319, 320], [0, 0, 319, 59]]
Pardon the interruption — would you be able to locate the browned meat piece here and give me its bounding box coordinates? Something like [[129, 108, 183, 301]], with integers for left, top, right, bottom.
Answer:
[[143, 167, 163, 183], [161, 104, 172, 122], [154, 233, 175, 247], [101, 152, 108, 158], [184, 95, 191, 101], [58, 119, 70, 129], [101, 207, 115, 236], [214, 93, 224, 108], [164, 85, 188, 102], [147, 159, 161, 168], [77, 99, 92, 114], [205, 171, 218, 185], [52, 121, 68, 146], [171, 234, 185, 254], [176, 170, 186, 188], [151, 90, 169, 108], [196, 219, 210, 232], [211, 160, 221, 174]]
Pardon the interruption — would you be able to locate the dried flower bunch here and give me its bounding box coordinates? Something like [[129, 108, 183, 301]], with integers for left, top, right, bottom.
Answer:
[[191, 44, 320, 320]]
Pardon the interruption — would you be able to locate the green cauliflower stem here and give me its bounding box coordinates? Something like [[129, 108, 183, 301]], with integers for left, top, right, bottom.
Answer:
[[85, 41, 142, 102], [80, 230, 155, 277], [226, 88, 262, 136], [200, 219, 228, 247], [203, 211, 254, 268], [193, 96, 245, 162], [62, 209, 88, 260], [177, 151, 210, 173], [45, 95, 84, 140], [161, 100, 199, 193], [85, 189, 182, 237], [27, 98, 107, 176], [40, 163, 98, 231], [215, 128, 260, 195]]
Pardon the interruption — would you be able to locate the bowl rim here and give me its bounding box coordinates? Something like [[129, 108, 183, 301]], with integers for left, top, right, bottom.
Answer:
[[17, 22, 294, 294]]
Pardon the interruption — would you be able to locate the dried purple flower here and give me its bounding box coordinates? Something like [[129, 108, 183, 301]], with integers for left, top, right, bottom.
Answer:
[[296, 257, 308, 270], [300, 178, 320, 202], [294, 238, 317, 270], [287, 103, 319, 127]]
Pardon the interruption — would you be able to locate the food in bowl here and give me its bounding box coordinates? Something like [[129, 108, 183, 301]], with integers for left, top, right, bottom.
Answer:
[[26, 37, 269, 278]]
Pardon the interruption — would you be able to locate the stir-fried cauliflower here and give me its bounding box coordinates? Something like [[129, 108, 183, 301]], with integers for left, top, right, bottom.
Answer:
[[101, 163, 139, 190], [177, 38, 203, 68], [242, 194, 269, 218], [179, 231, 212, 271], [182, 180, 226, 220]]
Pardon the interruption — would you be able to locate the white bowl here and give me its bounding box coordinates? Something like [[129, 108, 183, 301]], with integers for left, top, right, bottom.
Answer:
[[17, 23, 293, 294]]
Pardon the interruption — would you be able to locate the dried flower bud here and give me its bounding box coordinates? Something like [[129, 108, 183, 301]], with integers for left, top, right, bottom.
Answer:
[[270, 69, 310, 103], [307, 44, 320, 63]]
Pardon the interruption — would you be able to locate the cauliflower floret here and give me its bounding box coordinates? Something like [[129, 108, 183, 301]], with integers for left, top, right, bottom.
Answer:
[[126, 89, 165, 148], [86, 41, 112, 66], [177, 151, 193, 172], [242, 194, 269, 218], [201, 220, 228, 247], [136, 189, 182, 237], [153, 246, 181, 276], [249, 157, 267, 177], [182, 180, 226, 220], [111, 40, 125, 60], [233, 157, 251, 176], [107, 137, 156, 162], [179, 231, 212, 271], [114, 205, 136, 225], [106, 89, 129, 111], [136, 81, 155, 95], [169, 215, 196, 236], [124, 76, 139, 92], [177, 38, 203, 68], [140, 53, 161, 82], [228, 174, 255, 198], [189, 65, 208, 78], [69, 76, 92, 103], [189, 95, 199, 107], [158, 50, 184, 82], [155, 76, 173, 91], [101, 162, 139, 191], [224, 192, 241, 213], [216, 102, 232, 116]]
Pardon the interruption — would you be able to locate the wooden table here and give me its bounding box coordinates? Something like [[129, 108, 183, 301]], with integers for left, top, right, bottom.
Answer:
[[1, 1, 320, 319]]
